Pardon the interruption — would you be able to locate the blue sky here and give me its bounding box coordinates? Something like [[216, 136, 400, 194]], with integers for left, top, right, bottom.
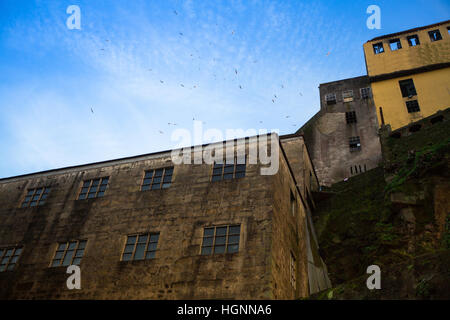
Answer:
[[0, 0, 449, 178]]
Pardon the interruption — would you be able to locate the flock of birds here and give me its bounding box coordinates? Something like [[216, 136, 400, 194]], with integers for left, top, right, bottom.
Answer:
[[90, 9, 332, 135]]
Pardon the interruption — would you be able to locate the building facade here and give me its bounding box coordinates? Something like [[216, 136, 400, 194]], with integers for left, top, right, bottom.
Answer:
[[297, 76, 382, 186], [364, 20, 450, 131], [0, 134, 331, 299]]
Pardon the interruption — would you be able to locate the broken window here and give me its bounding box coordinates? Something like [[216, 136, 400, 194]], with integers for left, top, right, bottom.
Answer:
[[51, 240, 87, 267], [0, 247, 23, 272], [428, 29, 442, 42], [325, 93, 336, 105], [360, 87, 371, 99], [201, 225, 240, 255], [407, 34, 420, 46], [342, 90, 354, 102], [406, 100, 421, 113], [290, 252, 296, 288], [349, 136, 361, 152], [372, 42, 384, 54], [399, 79, 417, 97], [21, 187, 51, 207], [122, 233, 159, 261], [345, 111, 357, 124], [211, 156, 246, 182], [78, 177, 109, 199], [389, 38, 402, 51], [142, 167, 173, 191]]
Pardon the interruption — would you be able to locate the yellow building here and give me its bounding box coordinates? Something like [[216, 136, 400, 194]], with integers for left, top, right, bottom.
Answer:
[[363, 20, 450, 130]]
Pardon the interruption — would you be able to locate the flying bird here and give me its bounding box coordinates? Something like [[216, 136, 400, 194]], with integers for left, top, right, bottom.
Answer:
[[235, 69, 238, 75], [179, 32, 183, 36], [285, 116, 290, 118], [180, 84, 184, 87], [160, 80, 164, 83], [158, 130, 164, 134], [272, 99, 275, 103], [90, 108, 94, 114], [239, 85, 243, 89], [173, 10, 178, 15]]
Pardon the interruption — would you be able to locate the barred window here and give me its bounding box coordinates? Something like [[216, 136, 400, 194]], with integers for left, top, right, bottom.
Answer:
[[325, 93, 336, 105], [349, 136, 361, 152], [342, 90, 354, 102], [290, 252, 296, 288], [0, 247, 23, 272], [360, 87, 371, 99], [21, 187, 51, 207], [78, 177, 109, 200], [406, 100, 420, 113], [51, 240, 87, 267], [122, 233, 159, 261], [373, 42, 384, 54], [142, 167, 173, 191], [345, 111, 357, 124], [201, 225, 240, 255], [407, 35, 420, 47], [399, 79, 417, 98], [211, 157, 246, 182], [389, 38, 402, 51]]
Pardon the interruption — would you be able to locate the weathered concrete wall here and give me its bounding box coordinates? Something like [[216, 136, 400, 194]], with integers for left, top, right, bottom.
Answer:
[[298, 76, 382, 186]]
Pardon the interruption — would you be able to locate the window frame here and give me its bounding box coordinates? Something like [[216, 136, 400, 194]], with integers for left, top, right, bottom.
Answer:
[[0, 246, 23, 272], [406, 34, 420, 47], [211, 156, 246, 182], [399, 79, 417, 98], [78, 177, 109, 200], [406, 100, 421, 113], [200, 225, 241, 255], [21, 187, 51, 208], [372, 42, 384, 54], [349, 136, 361, 152], [345, 111, 357, 124], [50, 240, 87, 267], [360, 87, 371, 99], [141, 167, 174, 191], [121, 233, 160, 261], [428, 29, 442, 42], [342, 90, 354, 102], [325, 93, 336, 105]]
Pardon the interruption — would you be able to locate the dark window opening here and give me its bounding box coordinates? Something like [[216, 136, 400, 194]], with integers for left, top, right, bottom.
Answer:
[[0, 247, 23, 272], [390, 132, 402, 139], [142, 167, 173, 191], [407, 34, 420, 46], [373, 42, 384, 54], [201, 225, 240, 255], [399, 79, 417, 98], [51, 240, 86, 267], [349, 136, 361, 152], [350, 166, 353, 175], [122, 233, 159, 261], [428, 29, 442, 42], [406, 100, 420, 113], [409, 124, 422, 133], [21, 187, 51, 207], [212, 156, 246, 182], [345, 111, 357, 124], [360, 87, 371, 99], [325, 93, 336, 105], [78, 177, 109, 200], [389, 38, 402, 51]]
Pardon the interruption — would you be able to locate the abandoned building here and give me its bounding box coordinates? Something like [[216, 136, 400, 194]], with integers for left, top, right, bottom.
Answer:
[[0, 133, 331, 299], [297, 76, 382, 186], [364, 19, 450, 131]]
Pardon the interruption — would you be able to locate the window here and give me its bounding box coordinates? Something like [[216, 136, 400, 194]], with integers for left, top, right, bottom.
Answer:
[[349, 136, 361, 152], [389, 38, 402, 51], [399, 79, 417, 98], [211, 156, 246, 182], [290, 191, 296, 217], [122, 233, 159, 261], [428, 29, 442, 42], [201, 225, 240, 255], [142, 167, 173, 191], [406, 100, 420, 113], [448, 26, 450, 35], [342, 90, 354, 102], [290, 252, 296, 288], [21, 187, 51, 207], [0, 247, 22, 272], [51, 240, 86, 267], [407, 34, 420, 46], [360, 87, 371, 99], [78, 177, 109, 200], [372, 42, 384, 54], [325, 93, 336, 105], [345, 111, 357, 124]]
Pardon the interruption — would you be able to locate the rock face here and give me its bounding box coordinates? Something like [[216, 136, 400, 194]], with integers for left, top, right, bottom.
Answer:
[[311, 112, 450, 299]]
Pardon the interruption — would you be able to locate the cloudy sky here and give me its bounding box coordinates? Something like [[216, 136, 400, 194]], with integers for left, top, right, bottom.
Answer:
[[0, 0, 449, 178]]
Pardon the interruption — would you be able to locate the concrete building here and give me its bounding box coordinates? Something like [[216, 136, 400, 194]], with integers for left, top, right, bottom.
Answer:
[[0, 133, 331, 299], [297, 76, 382, 187], [364, 20, 450, 131]]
